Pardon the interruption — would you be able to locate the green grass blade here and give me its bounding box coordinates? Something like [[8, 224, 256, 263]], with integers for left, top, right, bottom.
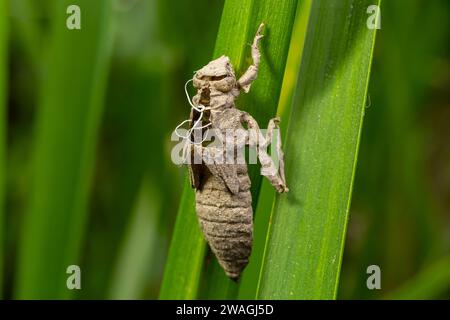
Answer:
[[276, 0, 313, 124], [15, 0, 113, 299], [0, 0, 8, 298], [159, 0, 252, 299], [159, 181, 207, 299], [201, 0, 299, 299], [238, 0, 313, 299], [257, 0, 380, 299], [160, 0, 298, 299], [193, 0, 255, 299]]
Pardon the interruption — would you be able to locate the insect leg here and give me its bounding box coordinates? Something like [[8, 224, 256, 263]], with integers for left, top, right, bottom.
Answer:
[[265, 117, 287, 188], [241, 112, 288, 193], [237, 23, 264, 93]]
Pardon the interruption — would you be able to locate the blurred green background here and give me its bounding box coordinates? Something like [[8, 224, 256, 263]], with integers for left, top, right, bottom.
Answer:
[[1, 0, 449, 299]]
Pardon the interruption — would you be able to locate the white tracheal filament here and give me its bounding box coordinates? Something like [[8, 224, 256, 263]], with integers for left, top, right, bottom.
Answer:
[[174, 79, 212, 163]]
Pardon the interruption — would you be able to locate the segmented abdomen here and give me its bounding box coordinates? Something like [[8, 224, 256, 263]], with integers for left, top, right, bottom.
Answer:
[[195, 165, 252, 280]]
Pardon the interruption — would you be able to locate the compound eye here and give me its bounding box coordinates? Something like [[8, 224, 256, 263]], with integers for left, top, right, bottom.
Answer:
[[211, 75, 227, 81], [213, 76, 235, 92]]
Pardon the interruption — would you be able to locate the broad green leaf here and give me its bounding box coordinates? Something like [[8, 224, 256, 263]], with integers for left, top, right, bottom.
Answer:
[[15, 0, 113, 299], [257, 0, 380, 299]]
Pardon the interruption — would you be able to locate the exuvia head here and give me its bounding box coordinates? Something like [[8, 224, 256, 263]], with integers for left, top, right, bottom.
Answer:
[[193, 55, 237, 93]]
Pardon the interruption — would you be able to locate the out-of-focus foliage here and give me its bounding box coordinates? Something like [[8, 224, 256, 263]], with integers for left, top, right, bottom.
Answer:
[[0, 0, 8, 298], [15, 0, 113, 299], [339, 0, 450, 299]]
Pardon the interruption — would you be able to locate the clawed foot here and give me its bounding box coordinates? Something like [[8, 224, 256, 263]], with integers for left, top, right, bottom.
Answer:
[[254, 23, 265, 44], [275, 183, 289, 194]]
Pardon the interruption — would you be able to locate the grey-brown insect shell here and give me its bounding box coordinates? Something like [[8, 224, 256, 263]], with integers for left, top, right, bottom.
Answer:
[[186, 24, 288, 281], [191, 56, 253, 280]]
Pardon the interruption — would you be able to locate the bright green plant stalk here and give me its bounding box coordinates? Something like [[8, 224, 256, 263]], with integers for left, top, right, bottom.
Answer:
[[160, 0, 298, 299], [159, 183, 207, 299], [0, 0, 8, 298], [238, 0, 313, 299], [276, 0, 313, 124], [256, 0, 380, 299], [15, 0, 113, 299], [200, 0, 299, 300]]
